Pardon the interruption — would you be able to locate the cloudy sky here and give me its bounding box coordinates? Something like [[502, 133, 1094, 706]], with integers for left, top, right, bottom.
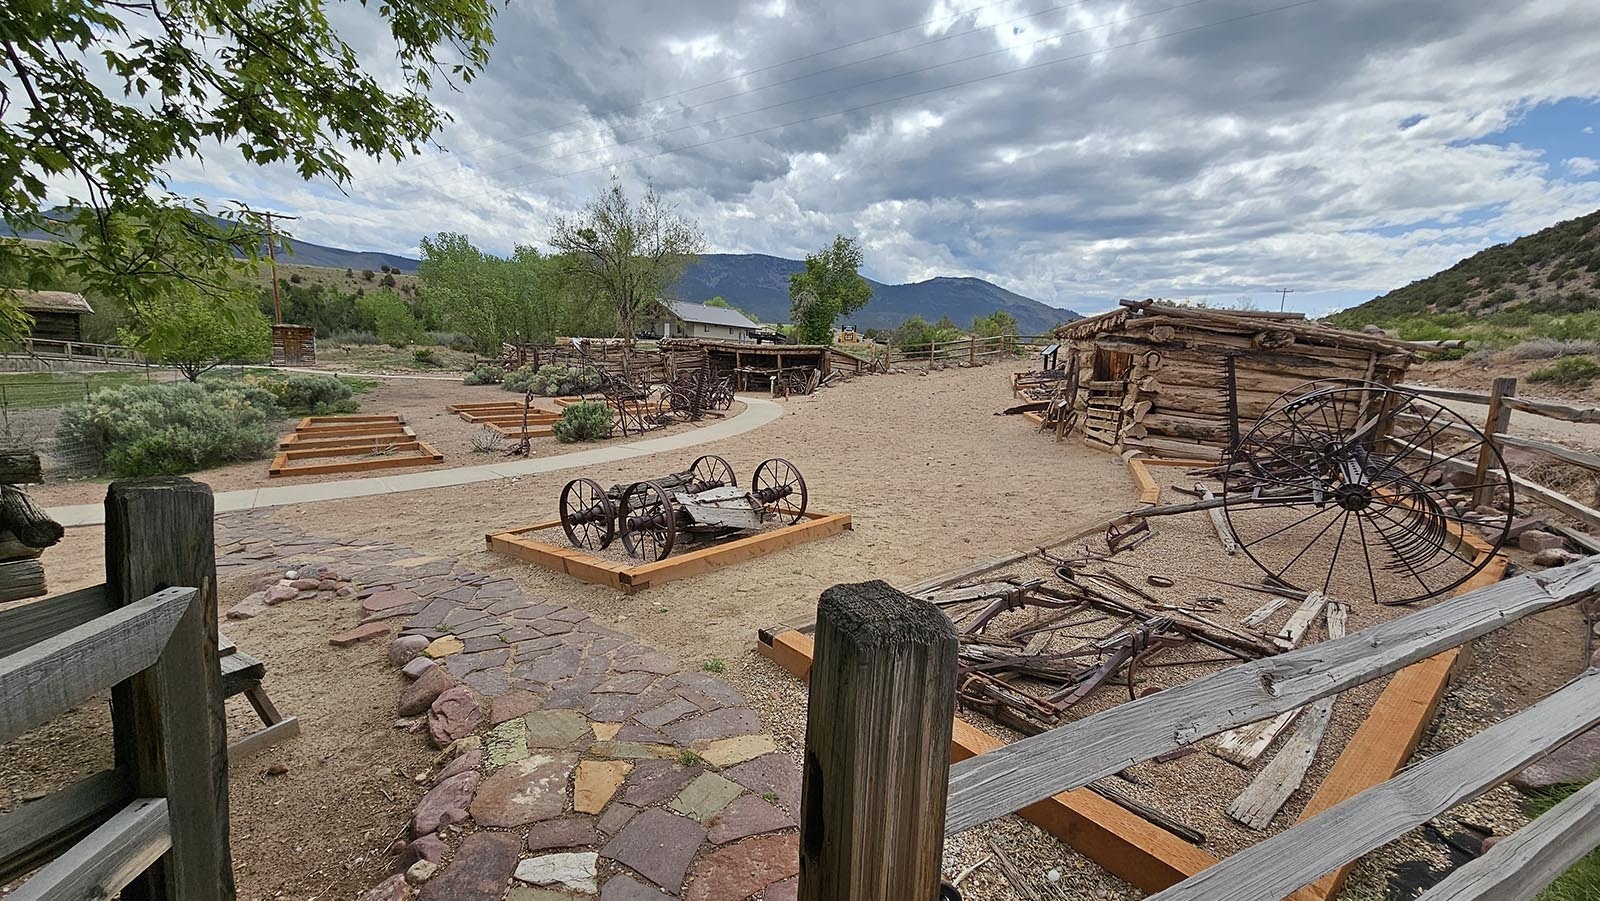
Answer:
[[163, 0, 1600, 317]]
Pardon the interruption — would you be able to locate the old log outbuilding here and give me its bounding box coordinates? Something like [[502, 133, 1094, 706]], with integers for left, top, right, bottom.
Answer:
[[1052, 299, 1419, 457], [11, 290, 93, 344]]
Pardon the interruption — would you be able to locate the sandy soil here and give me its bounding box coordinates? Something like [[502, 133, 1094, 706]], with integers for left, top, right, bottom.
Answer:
[[20, 362, 1599, 900], [30, 378, 740, 508]]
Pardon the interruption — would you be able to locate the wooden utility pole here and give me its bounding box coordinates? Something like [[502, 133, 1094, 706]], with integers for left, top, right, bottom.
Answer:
[[245, 210, 299, 324], [798, 581, 958, 901], [1276, 288, 1296, 312]]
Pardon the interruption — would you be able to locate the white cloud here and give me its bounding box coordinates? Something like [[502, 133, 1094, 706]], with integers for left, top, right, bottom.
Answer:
[[60, 0, 1600, 314]]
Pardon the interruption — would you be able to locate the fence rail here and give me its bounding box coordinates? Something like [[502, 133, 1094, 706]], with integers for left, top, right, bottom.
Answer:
[[1400, 380, 1600, 530], [0, 478, 233, 899], [12, 338, 145, 366], [796, 558, 1600, 899], [881, 333, 1055, 368]]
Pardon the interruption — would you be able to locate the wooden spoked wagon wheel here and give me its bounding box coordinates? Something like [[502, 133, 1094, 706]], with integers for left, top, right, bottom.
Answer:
[[688, 455, 736, 492], [752, 458, 808, 525], [619, 480, 677, 561], [559, 478, 615, 550], [1221, 385, 1510, 606]]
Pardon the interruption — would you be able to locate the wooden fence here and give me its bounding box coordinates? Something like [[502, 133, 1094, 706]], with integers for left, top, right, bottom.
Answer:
[[796, 560, 1600, 900], [11, 338, 146, 366], [881, 334, 1055, 369], [1400, 380, 1600, 537], [0, 478, 233, 900]]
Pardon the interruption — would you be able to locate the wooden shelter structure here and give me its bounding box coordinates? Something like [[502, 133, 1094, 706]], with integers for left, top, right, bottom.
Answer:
[[659, 338, 872, 391], [1052, 299, 1419, 457], [271, 323, 316, 366], [12, 290, 92, 343]]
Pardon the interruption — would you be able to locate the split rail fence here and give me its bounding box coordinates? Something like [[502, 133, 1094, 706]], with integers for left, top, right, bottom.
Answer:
[[0, 478, 233, 900], [9, 338, 146, 367], [880, 333, 1055, 370], [1400, 379, 1600, 541], [796, 561, 1600, 900]]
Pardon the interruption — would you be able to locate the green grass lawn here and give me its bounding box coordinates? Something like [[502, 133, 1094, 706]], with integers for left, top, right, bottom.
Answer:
[[0, 371, 152, 410], [1527, 782, 1600, 900]]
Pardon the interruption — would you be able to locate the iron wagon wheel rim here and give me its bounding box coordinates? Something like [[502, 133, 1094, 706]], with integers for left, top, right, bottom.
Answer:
[[1258, 378, 1394, 419], [619, 480, 677, 561], [753, 458, 808, 525], [1221, 386, 1509, 606], [559, 478, 616, 550], [689, 455, 737, 490]]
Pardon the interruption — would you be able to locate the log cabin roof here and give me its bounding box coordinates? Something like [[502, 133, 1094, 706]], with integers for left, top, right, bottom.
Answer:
[[7, 290, 93, 315], [1054, 298, 1419, 358]]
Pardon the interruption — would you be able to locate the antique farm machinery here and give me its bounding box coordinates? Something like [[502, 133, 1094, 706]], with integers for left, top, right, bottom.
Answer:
[[558, 456, 808, 561], [1139, 382, 1512, 606]]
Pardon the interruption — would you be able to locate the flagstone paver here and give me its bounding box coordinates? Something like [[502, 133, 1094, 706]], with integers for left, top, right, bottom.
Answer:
[[216, 512, 799, 901]]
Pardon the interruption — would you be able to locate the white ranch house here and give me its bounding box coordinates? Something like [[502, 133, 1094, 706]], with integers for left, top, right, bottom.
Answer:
[[651, 300, 761, 342]]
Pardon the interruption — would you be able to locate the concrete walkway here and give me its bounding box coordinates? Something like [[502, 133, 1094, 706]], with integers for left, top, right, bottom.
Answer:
[[49, 397, 783, 527]]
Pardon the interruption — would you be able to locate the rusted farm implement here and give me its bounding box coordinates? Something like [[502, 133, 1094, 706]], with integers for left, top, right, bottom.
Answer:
[[558, 456, 808, 561], [1135, 381, 1513, 605]]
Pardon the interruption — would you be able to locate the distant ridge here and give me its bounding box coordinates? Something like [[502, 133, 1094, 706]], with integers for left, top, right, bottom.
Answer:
[[1327, 208, 1600, 326], [7, 220, 1079, 331]]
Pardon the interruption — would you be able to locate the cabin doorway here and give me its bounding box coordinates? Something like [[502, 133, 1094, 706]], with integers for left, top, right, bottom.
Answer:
[[1082, 348, 1132, 447]]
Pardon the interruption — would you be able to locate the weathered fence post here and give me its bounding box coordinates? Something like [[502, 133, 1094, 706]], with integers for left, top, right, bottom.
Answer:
[[798, 580, 959, 901], [1472, 377, 1517, 508], [968, 337, 976, 366], [105, 478, 234, 901]]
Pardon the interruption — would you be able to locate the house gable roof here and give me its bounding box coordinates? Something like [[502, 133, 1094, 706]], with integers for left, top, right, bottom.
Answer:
[[665, 300, 759, 330], [7, 289, 94, 315]]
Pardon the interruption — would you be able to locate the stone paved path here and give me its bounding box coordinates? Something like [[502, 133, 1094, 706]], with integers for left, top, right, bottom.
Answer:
[[216, 510, 801, 901], [49, 396, 782, 527]]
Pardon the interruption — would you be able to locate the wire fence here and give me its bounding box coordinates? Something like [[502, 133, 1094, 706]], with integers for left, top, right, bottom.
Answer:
[[0, 369, 160, 478]]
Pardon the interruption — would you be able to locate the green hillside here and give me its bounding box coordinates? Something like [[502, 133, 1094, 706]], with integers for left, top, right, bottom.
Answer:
[[1325, 209, 1600, 343]]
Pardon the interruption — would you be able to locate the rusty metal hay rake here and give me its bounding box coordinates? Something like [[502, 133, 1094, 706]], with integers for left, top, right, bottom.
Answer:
[[558, 456, 808, 561], [1213, 382, 1512, 605]]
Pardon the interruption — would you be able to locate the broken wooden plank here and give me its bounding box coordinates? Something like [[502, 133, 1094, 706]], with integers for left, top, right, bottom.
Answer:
[[1240, 596, 1289, 628], [1145, 667, 1600, 901], [943, 556, 1600, 834], [1226, 602, 1350, 829], [1197, 483, 1239, 555], [1210, 592, 1328, 767], [1273, 591, 1328, 650]]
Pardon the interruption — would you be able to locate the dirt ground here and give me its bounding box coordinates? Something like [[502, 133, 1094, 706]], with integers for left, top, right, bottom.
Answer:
[[20, 362, 1600, 900], [31, 378, 740, 508]]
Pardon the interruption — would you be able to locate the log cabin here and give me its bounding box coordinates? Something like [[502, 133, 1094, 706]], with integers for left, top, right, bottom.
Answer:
[[1051, 299, 1419, 458], [13, 290, 93, 345]]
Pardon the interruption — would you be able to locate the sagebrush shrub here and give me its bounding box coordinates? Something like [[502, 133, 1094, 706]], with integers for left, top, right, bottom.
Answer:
[[1529, 355, 1600, 386], [57, 382, 278, 477], [464, 364, 505, 386], [271, 375, 356, 414], [552, 401, 612, 443]]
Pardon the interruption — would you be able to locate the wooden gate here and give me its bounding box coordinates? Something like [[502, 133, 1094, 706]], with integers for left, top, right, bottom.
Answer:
[[1082, 349, 1133, 448]]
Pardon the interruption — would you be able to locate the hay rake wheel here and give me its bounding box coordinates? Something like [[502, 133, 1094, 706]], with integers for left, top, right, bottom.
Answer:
[[1221, 385, 1510, 606], [559, 477, 615, 550]]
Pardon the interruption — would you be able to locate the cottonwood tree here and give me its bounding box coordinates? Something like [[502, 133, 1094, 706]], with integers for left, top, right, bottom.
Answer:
[[789, 235, 872, 344], [549, 179, 705, 352], [418, 232, 614, 351], [0, 0, 499, 343]]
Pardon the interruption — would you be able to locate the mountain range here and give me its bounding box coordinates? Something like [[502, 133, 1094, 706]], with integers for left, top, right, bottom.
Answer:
[[7, 219, 1081, 332]]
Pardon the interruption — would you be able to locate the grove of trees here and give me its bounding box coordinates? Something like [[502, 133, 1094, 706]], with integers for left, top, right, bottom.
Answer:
[[788, 235, 873, 344], [418, 234, 616, 353]]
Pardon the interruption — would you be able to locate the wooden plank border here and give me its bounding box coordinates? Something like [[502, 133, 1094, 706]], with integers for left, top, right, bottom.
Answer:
[[487, 511, 853, 594], [279, 428, 415, 449], [267, 441, 444, 478], [755, 459, 1514, 899]]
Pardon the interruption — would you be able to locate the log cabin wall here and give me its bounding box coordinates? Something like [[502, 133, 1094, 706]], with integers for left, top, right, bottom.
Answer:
[[1056, 300, 1417, 458]]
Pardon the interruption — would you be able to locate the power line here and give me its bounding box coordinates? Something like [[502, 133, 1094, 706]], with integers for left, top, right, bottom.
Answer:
[[441, 0, 1221, 185], [406, 0, 1046, 172], [493, 0, 1325, 191]]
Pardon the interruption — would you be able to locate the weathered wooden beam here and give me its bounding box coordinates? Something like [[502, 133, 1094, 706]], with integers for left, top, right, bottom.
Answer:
[[1473, 378, 1516, 507], [1417, 773, 1600, 901], [105, 478, 235, 901], [798, 581, 958, 901], [1492, 432, 1600, 475], [0, 558, 47, 603], [1145, 668, 1600, 901], [0, 584, 115, 658], [1226, 602, 1349, 829], [0, 586, 193, 744], [943, 556, 1600, 833], [0, 769, 131, 886], [8, 798, 171, 901], [0, 450, 43, 485]]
